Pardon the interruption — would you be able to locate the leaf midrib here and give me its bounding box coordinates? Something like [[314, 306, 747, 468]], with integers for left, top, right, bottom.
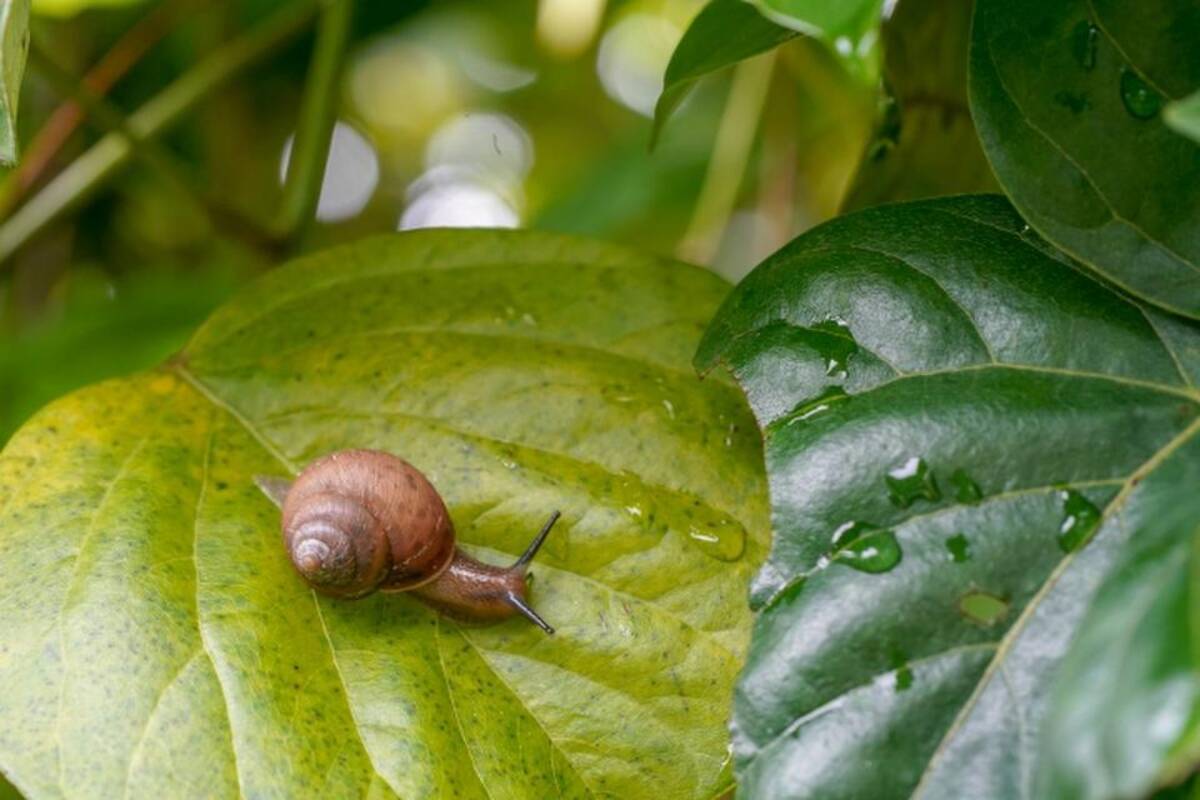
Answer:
[[1085, 0, 1173, 99], [910, 414, 1200, 797]]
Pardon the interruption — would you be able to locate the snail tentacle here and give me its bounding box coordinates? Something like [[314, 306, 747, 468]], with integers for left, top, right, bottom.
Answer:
[[512, 510, 561, 570]]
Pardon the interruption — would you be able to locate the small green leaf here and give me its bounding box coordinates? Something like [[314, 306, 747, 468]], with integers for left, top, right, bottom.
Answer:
[[652, 0, 796, 147], [697, 195, 1200, 798], [969, 0, 1200, 319], [752, 0, 883, 79], [0, 0, 29, 165], [0, 230, 769, 799], [1166, 90, 1200, 144], [1040, 464, 1200, 799]]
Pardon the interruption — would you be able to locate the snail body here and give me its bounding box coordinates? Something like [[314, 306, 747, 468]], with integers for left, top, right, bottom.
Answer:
[[255, 449, 558, 633]]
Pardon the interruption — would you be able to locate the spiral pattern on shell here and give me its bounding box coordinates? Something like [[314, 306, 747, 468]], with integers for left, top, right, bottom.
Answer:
[[280, 450, 457, 597], [284, 492, 385, 597]]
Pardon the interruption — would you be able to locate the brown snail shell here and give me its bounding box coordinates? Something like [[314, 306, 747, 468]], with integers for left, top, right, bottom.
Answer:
[[255, 449, 558, 633]]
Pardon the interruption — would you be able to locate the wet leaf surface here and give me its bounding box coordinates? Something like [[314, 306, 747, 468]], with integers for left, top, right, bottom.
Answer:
[[969, 0, 1200, 318], [698, 195, 1200, 798], [0, 230, 769, 800]]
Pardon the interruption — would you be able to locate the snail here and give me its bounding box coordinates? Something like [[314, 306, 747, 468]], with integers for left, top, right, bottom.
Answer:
[[254, 449, 559, 634]]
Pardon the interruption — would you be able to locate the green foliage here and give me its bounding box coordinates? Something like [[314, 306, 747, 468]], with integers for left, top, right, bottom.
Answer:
[[1166, 90, 1200, 144], [0, 0, 27, 165], [697, 194, 1200, 798], [840, 0, 998, 211], [5, 0, 1200, 796], [0, 229, 768, 799], [652, 0, 796, 147], [0, 772, 19, 800], [31, 0, 139, 16], [970, 0, 1200, 319], [752, 0, 882, 79], [0, 267, 238, 445], [1039, 465, 1200, 799]]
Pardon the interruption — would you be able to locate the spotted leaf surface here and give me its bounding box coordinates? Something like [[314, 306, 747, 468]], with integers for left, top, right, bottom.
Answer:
[[697, 195, 1200, 798], [0, 230, 769, 800]]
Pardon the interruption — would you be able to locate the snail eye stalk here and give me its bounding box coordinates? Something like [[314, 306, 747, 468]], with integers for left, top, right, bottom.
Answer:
[[505, 592, 555, 634], [512, 510, 561, 570]]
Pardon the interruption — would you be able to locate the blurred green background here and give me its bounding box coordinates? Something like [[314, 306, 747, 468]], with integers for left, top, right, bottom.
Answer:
[[0, 0, 881, 444]]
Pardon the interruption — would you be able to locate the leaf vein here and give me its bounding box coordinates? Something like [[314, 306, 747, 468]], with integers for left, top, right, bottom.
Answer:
[[911, 414, 1200, 796]]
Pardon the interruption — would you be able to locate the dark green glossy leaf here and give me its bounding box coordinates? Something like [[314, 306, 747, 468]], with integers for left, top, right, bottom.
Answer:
[[841, 0, 998, 212], [0, 0, 28, 164], [1166, 90, 1200, 144], [969, 0, 1200, 318], [0, 230, 769, 799], [652, 0, 796, 148], [696, 194, 1200, 798], [1039, 459, 1200, 799]]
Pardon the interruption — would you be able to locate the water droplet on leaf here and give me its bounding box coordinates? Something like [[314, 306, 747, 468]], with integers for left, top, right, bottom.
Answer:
[[830, 521, 902, 573], [1071, 20, 1098, 70], [959, 591, 1009, 626], [950, 468, 983, 504], [888, 648, 913, 691], [1120, 69, 1163, 119], [945, 533, 971, 563], [811, 318, 858, 379], [1054, 90, 1090, 114], [784, 386, 849, 426], [886, 457, 941, 508], [1057, 489, 1101, 552]]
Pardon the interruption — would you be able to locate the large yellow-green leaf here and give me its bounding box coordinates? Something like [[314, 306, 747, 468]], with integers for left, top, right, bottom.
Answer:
[[0, 230, 769, 799]]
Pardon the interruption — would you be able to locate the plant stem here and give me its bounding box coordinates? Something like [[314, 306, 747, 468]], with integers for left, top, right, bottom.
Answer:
[[0, 0, 319, 266], [272, 0, 354, 243], [26, 37, 281, 252], [677, 51, 775, 266], [0, 0, 193, 217], [25, 39, 208, 220]]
